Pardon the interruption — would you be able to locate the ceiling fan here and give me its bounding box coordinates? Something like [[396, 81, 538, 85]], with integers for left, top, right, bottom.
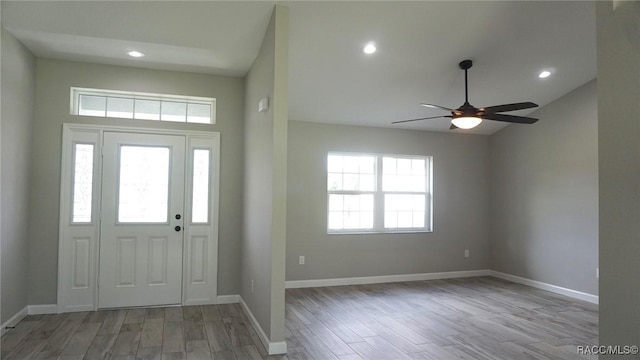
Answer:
[[393, 60, 539, 130]]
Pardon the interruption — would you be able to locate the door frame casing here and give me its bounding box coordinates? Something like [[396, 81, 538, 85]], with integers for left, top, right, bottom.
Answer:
[[57, 123, 221, 312]]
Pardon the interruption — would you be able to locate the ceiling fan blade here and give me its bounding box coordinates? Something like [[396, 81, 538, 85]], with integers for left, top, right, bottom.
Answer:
[[392, 115, 452, 124], [420, 103, 454, 112], [482, 113, 538, 124], [482, 102, 538, 113], [450, 123, 458, 130]]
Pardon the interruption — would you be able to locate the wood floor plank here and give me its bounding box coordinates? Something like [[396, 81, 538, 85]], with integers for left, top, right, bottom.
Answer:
[[112, 323, 143, 356], [135, 346, 162, 360], [305, 322, 355, 356], [162, 321, 185, 353], [60, 322, 101, 356], [3, 337, 46, 360], [219, 304, 240, 319], [234, 345, 263, 360], [414, 343, 460, 360], [165, 307, 184, 322], [236, 308, 269, 357], [201, 305, 222, 322], [295, 328, 340, 360], [212, 350, 238, 360], [362, 321, 424, 354], [183, 320, 205, 341], [84, 310, 109, 323], [25, 313, 68, 341], [33, 318, 84, 359], [224, 318, 254, 347], [85, 333, 118, 359], [337, 354, 365, 360], [286, 346, 316, 360], [1, 318, 41, 357], [140, 318, 164, 349], [57, 355, 85, 360], [183, 306, 204, 323], [97, 309, 126, 335], [161, 352, 186, 360], [146, 308, 166, 319], [205, 321, 233, 352], [373, 316, 431, 345], [361, 336, 415, 359], [185, 339, 212, 360], [124, 308, 147, 324]]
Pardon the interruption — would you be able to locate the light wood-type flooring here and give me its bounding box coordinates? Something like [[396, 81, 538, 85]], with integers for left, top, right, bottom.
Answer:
[[2, 276, 598, 359]]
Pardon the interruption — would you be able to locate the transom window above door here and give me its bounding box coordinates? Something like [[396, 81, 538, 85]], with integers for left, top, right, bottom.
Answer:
[[70, 87, 216, 124]]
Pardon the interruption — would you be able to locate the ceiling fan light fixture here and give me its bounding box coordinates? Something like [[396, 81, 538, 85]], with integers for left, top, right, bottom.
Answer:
[[451, 116, 482, 129]]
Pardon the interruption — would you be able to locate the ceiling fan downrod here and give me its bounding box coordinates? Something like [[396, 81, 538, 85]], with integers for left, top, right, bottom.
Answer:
[[459, 59, 473, 105]]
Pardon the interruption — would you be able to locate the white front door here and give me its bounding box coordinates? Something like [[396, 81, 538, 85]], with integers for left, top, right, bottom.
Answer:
[[98, 132, 186, 308]]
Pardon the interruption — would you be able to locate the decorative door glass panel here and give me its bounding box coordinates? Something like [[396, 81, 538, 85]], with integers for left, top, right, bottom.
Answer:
[[118, 146, 170, 223], [72, 143, 94, 223], [191, 149, 210, 223]]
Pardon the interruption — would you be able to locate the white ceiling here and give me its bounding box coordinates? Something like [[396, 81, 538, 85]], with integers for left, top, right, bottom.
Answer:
[[2, 1, 597, 135]]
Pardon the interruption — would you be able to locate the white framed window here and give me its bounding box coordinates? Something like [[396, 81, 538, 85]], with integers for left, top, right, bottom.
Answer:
[[71, 87, 216, 124], [327, 152, 432, 234]]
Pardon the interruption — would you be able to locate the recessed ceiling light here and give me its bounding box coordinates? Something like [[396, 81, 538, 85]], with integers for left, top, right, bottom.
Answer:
[[538, 70, 551, 79], [128, 50, 145, 58], [363, 42, 377, 55]]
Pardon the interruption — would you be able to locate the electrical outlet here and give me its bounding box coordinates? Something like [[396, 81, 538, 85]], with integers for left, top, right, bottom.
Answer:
[[299, 256, 305, 265], [251, 280, 255, 293], [464, 249, 470, 258]]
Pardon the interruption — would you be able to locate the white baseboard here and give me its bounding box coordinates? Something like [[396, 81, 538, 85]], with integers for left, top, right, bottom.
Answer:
[[216, 295, 240, 304], [489, 270, 599, 304], [27, 304, 57, 315], [184, 299, 217, 306], [285, 269, 491, 289], [239, 297, 287, 355], [58, 304, 95, 313], [1, 306, 28, 337]]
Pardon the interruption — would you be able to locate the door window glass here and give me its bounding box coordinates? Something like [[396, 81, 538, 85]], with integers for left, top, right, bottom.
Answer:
[[118, 146, 170, 223]]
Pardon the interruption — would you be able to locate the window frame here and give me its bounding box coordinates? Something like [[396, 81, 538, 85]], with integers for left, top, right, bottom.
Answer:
[[70, 87, 216, 124], [327, 152, 433, 235]]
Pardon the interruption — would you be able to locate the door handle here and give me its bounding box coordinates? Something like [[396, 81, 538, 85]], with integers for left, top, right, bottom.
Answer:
[[175, 226, 181, 232]]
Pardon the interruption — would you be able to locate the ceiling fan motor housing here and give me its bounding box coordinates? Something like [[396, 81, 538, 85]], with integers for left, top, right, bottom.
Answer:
[[459, 59, 473, 70]]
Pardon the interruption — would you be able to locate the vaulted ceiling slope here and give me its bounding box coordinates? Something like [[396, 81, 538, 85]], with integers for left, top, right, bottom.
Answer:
[[2, 1, 596, 135]]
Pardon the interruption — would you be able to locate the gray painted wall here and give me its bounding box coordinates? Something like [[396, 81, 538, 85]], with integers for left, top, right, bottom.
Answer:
[[242, 9, 276, 337], [1, 28, 35, 323], [489, 80, 598, 295], [29, 59, 245, 304], [286, 121, 490, 281], [241, 5, 288, 343], [597, 1, 640, 350]]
